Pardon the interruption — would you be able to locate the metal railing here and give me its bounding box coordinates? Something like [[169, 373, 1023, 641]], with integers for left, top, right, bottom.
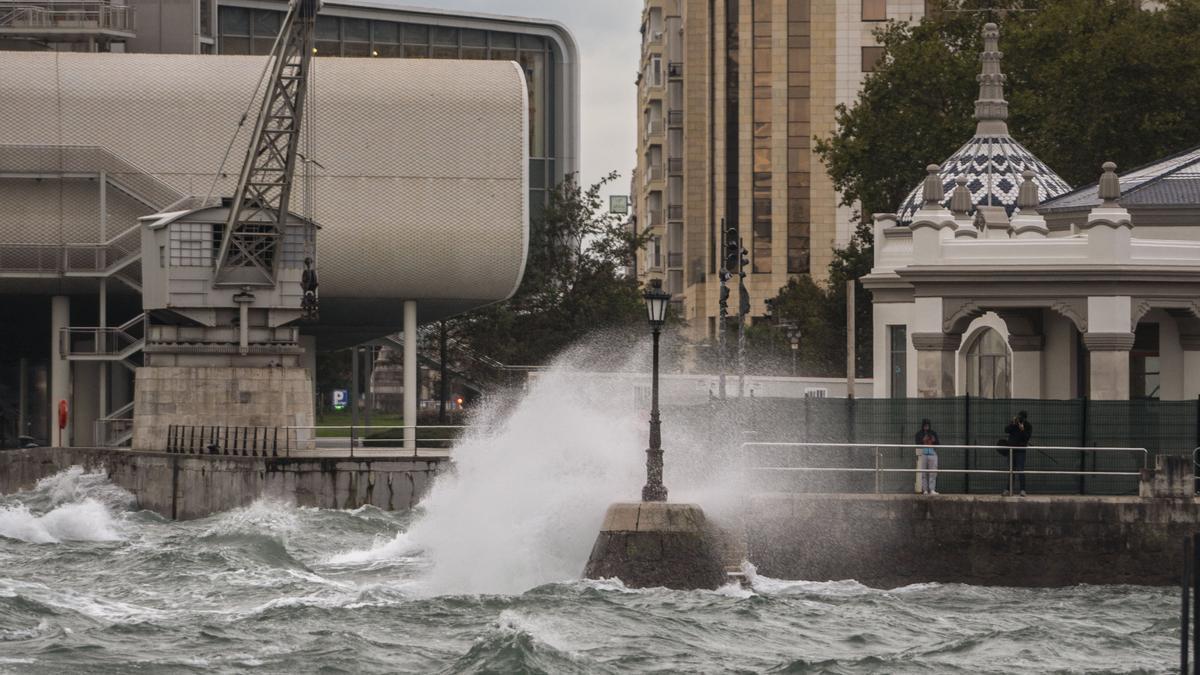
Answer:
[[94, 416, 133, 447], [667, 157, 682, 174], [0, 1, 134, 33], [167, 425, 296, 457], [667, 110, 683, 126], [667, 204, 682, 220], [645, 119, 663, 137], [643, 164, 663, 184], [743, 442, 1150, 495], [59, 314, 144, 358], [165, 424, 472, 458], [285, 425, 470, 458], [667, 61, 683, 78], [0, 223, 141, 274]]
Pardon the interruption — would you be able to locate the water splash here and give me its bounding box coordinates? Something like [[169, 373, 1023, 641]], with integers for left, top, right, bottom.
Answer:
[[0, 467, 132, 544]]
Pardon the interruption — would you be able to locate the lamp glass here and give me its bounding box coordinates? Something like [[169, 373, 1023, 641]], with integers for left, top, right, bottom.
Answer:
[[643, 281, 670, 326]]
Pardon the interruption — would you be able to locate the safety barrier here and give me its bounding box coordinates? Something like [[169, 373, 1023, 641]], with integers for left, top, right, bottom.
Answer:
[[742, 441, 1149, 495]]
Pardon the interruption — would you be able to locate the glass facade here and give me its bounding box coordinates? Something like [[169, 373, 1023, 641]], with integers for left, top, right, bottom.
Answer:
[[751, 0, 771, 275], [217, 6, 562, 215], [787, 0, 810, 275]]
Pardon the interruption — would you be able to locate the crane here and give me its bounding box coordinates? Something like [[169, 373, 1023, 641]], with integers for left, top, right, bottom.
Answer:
[[215, 0, 321, 292]]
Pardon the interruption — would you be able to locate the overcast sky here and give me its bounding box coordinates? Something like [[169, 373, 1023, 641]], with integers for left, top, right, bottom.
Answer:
[[410, 0, 643, 204]]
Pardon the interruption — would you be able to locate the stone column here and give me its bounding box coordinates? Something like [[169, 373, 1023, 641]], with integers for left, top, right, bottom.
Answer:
[[912, 333, 961, 398], [1181, 333, 1200, 400], [403, 300, 418, 451], [50, 295, 71, 446], [1083, 332, 1134, 400], [1008, 334, 1043, 399]]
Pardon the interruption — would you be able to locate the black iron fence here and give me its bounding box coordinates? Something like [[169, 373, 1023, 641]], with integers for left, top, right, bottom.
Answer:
[[166, 425, 295, 457]]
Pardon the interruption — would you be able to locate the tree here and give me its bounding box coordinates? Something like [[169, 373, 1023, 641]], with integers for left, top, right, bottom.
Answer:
[[793, 0, 1200, 380], [446, 172, 650, 381], [815, 0, 1200, 221]]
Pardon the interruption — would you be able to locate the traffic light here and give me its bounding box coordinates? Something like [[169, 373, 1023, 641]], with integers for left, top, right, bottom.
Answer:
[[739, 245, 750, 277], [724, 227, 739, 272], [719, 284, 730, 304]]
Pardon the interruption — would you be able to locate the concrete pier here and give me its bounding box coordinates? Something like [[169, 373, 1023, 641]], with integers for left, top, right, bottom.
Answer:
[[0, 447, 444, 520], [583, 502, 728, 590]]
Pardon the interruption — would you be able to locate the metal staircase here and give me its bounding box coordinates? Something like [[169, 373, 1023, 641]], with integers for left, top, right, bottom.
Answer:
[[94, 401, 134, 447], [59, 313, 145, 370]]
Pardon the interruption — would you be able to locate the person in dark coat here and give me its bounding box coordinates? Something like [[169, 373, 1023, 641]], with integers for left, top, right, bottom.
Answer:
[[1003, 410, 1032, 496], [914, 419, 940, 495]]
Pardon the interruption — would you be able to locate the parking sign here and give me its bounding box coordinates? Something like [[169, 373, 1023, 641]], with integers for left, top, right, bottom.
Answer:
[[332, 389, 349, 411]]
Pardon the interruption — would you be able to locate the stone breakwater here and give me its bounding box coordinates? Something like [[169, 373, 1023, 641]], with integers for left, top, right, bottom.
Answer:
[[4, 448, 1200, 588], [0, 447, 443, 520]]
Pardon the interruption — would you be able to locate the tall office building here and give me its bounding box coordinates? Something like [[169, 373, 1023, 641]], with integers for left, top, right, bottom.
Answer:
[[634, 0, 922, 340]]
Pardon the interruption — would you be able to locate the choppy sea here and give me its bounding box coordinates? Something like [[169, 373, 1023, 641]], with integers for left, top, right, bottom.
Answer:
[[0, 467, 1179, 674]]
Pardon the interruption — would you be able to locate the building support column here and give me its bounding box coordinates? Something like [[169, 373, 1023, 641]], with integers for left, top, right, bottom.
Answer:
[[1181, 334, 1200, 400], [912, 333, 961, 398], [1008, 334, 1043, 399], [18, 357, 28, 440], [50, 295, 71, 446], [403, 300, 418, 451], [1083, 332, 1134, 400], [300, 334, 317, 419]]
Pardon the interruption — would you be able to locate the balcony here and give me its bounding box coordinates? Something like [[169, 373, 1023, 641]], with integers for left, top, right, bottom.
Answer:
[[667, 110, 683, 127], [667, 204, 683, 220], [667, 62, 683, 78], [667, 157, 682, 175], [645, 209, 663, 229], [0, 1, 136, 40], [667, 252, 683, 268], [643, 164, 664, 185], [645, 118, 664, 138]]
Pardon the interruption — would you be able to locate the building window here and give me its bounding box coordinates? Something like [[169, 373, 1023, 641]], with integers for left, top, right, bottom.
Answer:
[[786, 0, 810, 275], [862, 0, 887, 21], [1131, 323, 1160, 399], [965, 328, 1010, 398], [861, 46, 885, 72], [889, 325, 907, 397]]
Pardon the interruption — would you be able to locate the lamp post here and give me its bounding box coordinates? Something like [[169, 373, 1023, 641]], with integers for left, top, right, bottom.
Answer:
[[787, 325, 801, 376], [642, 278, 670, 502]]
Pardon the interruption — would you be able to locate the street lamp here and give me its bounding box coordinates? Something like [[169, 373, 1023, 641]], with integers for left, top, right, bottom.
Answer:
[[642, 278, 670, 502]]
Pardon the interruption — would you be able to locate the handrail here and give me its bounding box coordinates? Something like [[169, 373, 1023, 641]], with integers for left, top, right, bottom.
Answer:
[[0, 2, 134, 33], [285, 424, 473, 458], [743, 441, 1150, 495]]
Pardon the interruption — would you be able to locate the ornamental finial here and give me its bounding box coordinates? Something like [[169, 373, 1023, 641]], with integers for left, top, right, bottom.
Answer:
[[923, 164, 944, 205], [974, 22, 1009, 135], [1098, 161, 1120, 205]]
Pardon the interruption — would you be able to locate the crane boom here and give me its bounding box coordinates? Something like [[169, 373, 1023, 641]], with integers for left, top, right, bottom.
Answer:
[[214, 0, 320, 287]]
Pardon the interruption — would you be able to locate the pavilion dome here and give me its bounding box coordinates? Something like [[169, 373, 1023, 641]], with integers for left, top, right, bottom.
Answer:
[[896, 23, 1071, 224]]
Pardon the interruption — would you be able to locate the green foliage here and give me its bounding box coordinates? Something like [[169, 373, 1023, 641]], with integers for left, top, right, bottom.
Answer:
[[815, 0, 1200, 220], [794, 0, 1200, 379], [447, 172, 650, 379]]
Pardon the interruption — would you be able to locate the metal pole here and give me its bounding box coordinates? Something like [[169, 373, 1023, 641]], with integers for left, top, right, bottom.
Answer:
[[874, 446, 880, 494], [642, 326, 667, 502], [439, 321, 449, 424], [846, 279, 856, 399], [964, 393, 972, 494], [737, 238, 747, 399], [351, 346, 359, 431], [363, 346, 373, 430], [718, 219, 728, 400]]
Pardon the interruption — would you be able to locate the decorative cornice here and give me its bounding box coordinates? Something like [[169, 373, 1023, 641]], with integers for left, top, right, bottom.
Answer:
[[912, 332, 963, 352], [1007, 334, 1044, 351], [1082, 332, 1136, 351]]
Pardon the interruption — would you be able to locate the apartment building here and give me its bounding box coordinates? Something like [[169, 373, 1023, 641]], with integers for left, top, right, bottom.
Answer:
[[634, 0, 923, 339]]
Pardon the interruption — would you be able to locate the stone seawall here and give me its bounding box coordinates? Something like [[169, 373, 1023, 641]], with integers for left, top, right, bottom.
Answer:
[[747, 493, 1200, 587], [0, 447, 444, 520]]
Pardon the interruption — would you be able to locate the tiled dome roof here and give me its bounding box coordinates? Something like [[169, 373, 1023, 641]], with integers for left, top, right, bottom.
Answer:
[[896, 135, 1072, 223], [895, 22, 1071, 224]]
